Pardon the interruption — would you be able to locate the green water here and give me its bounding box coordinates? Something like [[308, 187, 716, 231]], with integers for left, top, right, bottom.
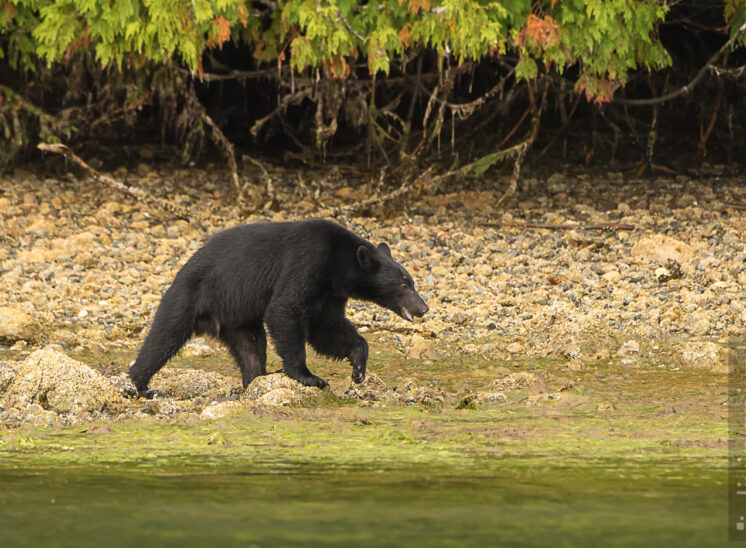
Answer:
[[0, 459, 725, 547]]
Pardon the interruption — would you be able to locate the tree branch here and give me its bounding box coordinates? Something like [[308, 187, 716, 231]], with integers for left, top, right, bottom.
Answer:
[[481, 221, 636, 231], [36, 142, 200, 227], [336, 11, 365, 42], [614, 19, 746, 106]]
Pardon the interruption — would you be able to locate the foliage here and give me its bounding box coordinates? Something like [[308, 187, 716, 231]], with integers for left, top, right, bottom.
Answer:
[[8, 1, 745, 97], [0, 84, 73, 167], [1, 1, 746, 168]]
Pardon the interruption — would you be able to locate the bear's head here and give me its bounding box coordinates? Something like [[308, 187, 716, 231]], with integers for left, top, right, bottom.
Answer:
[[354, 243, 429, 322]]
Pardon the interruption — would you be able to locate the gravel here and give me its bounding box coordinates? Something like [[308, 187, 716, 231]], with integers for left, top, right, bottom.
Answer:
[[0, 164, 744, 363]]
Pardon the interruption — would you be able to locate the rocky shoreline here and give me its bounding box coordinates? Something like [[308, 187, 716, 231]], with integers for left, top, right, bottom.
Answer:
[[0, 346, 479, 427], [0, 164, 743, 426]]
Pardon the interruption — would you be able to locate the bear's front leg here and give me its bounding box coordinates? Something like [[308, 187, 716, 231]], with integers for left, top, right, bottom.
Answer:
[[308, 317, 368, 384], [348, 341, 368, 384]]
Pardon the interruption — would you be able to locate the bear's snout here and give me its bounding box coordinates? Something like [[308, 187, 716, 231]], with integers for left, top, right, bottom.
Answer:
[[410, 299, 429, 318], [398, 290, 429, 322]]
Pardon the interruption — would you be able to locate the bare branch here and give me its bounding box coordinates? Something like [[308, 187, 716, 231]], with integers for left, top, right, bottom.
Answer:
[[615, 19, 746, 106], [481, 221, 636, 231], [36, 143, 199, 226], [176, 66, 278, 82], [251, 87, 314, 137], [319, 166, 435, 217], [336, 11, 365, 42], [201, 111, 240, 189]]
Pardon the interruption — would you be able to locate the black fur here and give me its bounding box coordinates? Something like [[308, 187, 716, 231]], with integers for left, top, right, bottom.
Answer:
[[129, 220, 428, 397]]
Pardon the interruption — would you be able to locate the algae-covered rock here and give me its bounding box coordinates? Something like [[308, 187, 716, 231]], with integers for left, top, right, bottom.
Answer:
[[617, 340, 641, 358], [149, 367, 240, 400], [456, 372, 547, 409], [343, 372, 388, 401], [0, 306, 43, 344], [7, 402, 60, 427], [2, 346, 121, 412], [109, 372, 138, 398], [455, 391, 509, 409], [241, 373, 322, 407], [0, 361, 17, 396], [674, 341, 733, 374], [344, 374, 447, 405], [389, 377, 446, 405], [491, 372, 546, 392], [182, 337, 217, 357], [406, 335, 444, 360]]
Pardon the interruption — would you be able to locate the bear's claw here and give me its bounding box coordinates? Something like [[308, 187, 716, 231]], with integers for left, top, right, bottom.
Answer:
[[296, 374, 329, 389], [136, 389, 156, 400]]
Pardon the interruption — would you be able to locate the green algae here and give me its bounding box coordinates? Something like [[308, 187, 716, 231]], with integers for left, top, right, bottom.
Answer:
[[3, 335, 729, 468]]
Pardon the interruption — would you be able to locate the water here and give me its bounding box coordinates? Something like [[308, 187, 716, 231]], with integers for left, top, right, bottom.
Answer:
[[0, 460, 725, 547]]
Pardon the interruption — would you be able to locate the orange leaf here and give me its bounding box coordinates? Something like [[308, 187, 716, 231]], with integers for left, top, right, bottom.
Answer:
[[208, 15, 232, 50], [330, 54, 350, 78], [398, 22, 412, 48], [524, 14, 560, 49], [576, 74, 614, 105], [408, 0, 430, 13], [3, 1, 15, 19], [64, 29, 90, 60], [237, 5, 249, 27]]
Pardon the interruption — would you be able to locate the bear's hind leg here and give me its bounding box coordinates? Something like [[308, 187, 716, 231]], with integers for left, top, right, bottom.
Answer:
[[129, 290, 195, 397], [220, 326, 267, 389]]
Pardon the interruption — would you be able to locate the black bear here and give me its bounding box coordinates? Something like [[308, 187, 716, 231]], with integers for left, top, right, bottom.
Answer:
[[129, 219, 428, 397]]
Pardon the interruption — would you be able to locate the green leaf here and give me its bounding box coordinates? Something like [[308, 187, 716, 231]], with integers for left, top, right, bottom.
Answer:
[[515, 56, 537, 79]]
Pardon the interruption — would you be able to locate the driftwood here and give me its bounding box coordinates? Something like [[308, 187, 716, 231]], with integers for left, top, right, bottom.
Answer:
[[495, 84, 547, 208], [722, 202, 746, 210], [201, 111, 239, 190], [481, 221, 636, 231], [37, 142, 201, 228], [318, 166, 435, 217]]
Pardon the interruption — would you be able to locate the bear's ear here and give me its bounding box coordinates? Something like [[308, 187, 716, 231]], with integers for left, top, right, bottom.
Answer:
[[357, 246, 379, 270], [377, 243, 391, 257]]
